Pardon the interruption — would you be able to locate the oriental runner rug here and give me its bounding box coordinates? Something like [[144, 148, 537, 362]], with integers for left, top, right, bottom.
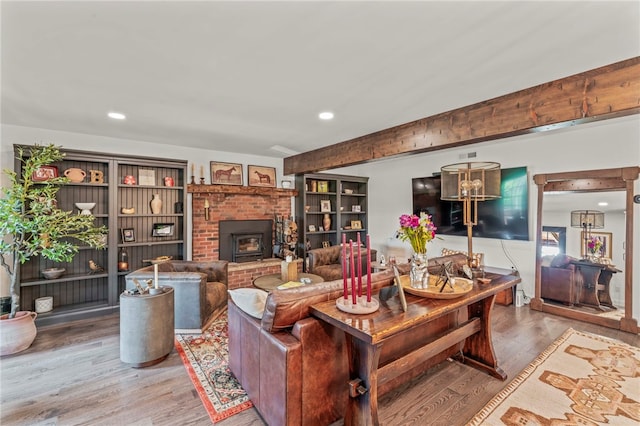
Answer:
[[467, 328, 640, 425], [175, 310, 253, 423]]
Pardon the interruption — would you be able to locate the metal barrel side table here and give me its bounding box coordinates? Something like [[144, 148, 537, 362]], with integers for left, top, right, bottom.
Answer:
[[120, 286, 174, 367]]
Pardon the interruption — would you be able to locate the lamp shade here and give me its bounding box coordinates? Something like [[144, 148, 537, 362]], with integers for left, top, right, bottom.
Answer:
[[570, 210, 604, 229], [440, 161, 501, 201]]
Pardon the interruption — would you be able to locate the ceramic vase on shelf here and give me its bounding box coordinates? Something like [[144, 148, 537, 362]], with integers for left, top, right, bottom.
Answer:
[[323, 213, 331, 231], [410, 252, 429, 289], [150, 193, 163, 214]]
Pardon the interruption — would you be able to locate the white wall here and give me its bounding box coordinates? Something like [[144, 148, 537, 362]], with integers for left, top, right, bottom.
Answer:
[[336, 115, 640, 319]]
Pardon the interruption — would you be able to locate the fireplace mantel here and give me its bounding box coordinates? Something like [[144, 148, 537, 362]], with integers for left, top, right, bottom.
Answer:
[[188, 184, 297, 197]]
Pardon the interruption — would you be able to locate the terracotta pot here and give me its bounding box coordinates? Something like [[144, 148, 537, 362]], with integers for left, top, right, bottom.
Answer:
[[0, 311, 38, 356], [63, 168, 86, 183]]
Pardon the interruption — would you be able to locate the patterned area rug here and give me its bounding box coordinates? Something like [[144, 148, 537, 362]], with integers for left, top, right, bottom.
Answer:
[[175, 310, 253, 423], [468, 328, 640, 425]]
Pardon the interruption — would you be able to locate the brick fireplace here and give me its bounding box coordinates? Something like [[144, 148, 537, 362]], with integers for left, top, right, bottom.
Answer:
[[188, 184, 299, 289]]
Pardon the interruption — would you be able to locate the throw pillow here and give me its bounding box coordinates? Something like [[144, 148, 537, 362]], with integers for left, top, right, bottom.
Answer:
[[228, 288, 268, 319]]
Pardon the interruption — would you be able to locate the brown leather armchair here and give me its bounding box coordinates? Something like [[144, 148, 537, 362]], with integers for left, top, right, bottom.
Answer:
[[306, 245, 376, 281], [540, 255, 581, 305]]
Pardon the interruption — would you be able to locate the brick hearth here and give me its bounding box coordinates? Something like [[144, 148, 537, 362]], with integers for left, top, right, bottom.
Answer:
[[188, 184, 299, 288]]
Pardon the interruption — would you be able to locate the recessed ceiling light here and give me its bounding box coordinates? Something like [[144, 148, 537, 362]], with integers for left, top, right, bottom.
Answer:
[[318, 111, 334, 120], [598, 202, 608, 206], [108, 111, 126, 120]]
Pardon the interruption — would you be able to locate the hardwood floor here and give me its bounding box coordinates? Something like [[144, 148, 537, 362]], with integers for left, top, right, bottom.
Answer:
[[1, 305, 638, 426]]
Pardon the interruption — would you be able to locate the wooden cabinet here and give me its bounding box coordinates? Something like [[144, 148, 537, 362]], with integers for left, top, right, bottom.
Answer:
[[295, 173, 368, 263], [15, 146, 187, 326]]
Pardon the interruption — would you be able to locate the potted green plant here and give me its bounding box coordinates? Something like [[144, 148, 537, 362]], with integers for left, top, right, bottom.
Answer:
[[0, 144, 107, 355]]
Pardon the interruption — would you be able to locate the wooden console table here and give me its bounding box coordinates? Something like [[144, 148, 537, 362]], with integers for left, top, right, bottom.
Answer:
[[310, 271, 520, 426], [572, 260, 621, 310]]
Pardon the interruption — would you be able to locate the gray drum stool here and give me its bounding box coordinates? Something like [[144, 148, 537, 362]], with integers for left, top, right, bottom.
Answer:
[[120, 286, 174, 367]]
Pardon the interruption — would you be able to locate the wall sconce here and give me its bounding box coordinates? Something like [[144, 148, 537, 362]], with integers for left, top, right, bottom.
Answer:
[[440, 161, 501, 268], [204, 198, 210, 221], [570, 209, 604, 259]]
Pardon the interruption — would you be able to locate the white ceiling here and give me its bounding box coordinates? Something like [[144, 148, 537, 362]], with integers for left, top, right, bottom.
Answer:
[[1, 1, 639, 159]]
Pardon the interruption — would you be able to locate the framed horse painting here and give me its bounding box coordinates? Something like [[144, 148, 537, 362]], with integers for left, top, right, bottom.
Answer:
[[210, 161, 243, 185], [248, 165, 276, 188]]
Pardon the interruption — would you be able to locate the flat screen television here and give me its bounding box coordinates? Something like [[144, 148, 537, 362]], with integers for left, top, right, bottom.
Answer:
[[412, 166, 529, 241]]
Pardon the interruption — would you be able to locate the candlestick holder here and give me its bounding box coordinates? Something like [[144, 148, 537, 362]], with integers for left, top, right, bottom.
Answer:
[[335, 296, 379, 314], [199, 177, 205, 185], [190, 176, 196, 185]]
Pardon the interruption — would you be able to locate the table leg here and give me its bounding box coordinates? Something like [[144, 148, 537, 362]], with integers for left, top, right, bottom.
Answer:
[[460, 295, 507, 380], [577, 265, 604, 310], [597, 270, 616, 309], [345, 335, 382, 426]]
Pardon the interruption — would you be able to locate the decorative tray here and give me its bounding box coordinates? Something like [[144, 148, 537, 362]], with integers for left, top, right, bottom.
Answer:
[[400, 275, 474, 299]]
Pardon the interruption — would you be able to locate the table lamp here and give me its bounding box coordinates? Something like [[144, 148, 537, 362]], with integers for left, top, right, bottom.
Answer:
[[570, 210, 604, 259], [440, 161, 501, 269]]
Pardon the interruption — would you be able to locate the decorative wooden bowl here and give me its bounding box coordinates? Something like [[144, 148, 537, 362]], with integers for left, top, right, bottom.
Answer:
[[400, 275, 473, 299]]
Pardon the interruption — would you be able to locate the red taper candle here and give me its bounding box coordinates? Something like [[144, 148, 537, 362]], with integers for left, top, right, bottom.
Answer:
[[357, 233, 362, 296], [350, 240, 356, 304], [366, 234, 372, 302], [342, 234, 348, 299]]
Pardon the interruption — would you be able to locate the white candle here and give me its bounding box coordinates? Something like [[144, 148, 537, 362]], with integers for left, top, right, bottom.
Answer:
[[154, 263, 159, 289]]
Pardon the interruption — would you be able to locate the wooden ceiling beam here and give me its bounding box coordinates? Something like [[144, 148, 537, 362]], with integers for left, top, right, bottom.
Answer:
[[284, 57, 640, 175]]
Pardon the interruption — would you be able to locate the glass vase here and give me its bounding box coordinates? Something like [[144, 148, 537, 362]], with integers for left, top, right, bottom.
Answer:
[[410, 252, 429, 289]]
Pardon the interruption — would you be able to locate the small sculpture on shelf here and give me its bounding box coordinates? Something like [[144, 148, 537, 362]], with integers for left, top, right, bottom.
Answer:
[[88, 260, 105, 274], [89, 170, 104, 184]]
